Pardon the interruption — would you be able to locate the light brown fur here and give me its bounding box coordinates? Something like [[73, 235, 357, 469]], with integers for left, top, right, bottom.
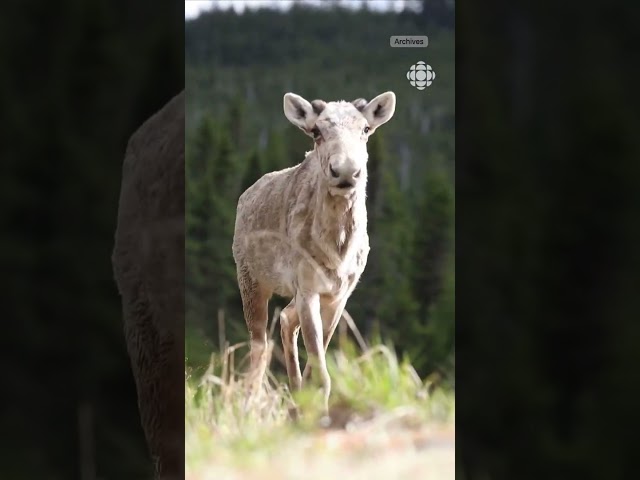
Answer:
[[232, 91, 396, 411]]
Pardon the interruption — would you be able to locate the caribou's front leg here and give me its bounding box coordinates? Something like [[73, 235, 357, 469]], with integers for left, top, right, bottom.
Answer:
[[301, 295, 348, 382], [296, 291, 331, 413], [302, 276, 358, 382]]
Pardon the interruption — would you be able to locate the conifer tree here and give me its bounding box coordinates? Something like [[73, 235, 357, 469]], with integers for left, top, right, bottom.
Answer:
[[264, 130, 290, 172], [411, 169, 454, 313], [187, 115, 216, 181], [374, 166, 420, 357], [404, 169, 454, 373], [208, 128, 241, 313], [350, 131, 420, 343], [365, 132, 384, 236], [186, 115, 217, 306], [240, 150, 263, 194], [283, 124, 314, 167], [225, 95, 245, 150], [211, 129, 235, 196]]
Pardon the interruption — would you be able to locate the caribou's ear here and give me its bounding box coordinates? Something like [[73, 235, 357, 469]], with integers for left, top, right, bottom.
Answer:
[[361, 91, 396, 130], [283, 93, 318, 132]]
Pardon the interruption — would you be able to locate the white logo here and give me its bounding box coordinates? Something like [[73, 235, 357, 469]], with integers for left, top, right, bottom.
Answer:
[[407, 61, 435, 90]]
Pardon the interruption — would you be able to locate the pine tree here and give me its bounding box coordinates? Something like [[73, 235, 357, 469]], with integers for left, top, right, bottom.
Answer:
[[225, 95, 245, 150], [187, 115, 216, 181], [406, 168, 454, 374], [211, 129, 235, 194], [283, 125, 313, 168], [208, 128, 241, 313], [186, 115, 218, 326], [423, 253, 455, 378], [264, 129, 290, 172], [350, 131, 419, 344], [185, 169, 214, 328], [374, 166, 420, 356], [411, 169, 454, 313], [186, 122, 243, 342], [240, 150, 263, 194], [365, 132, 384, 236]]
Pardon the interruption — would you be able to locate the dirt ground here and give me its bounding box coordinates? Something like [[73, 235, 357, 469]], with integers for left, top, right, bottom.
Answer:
[[186, 425, 454, 480]]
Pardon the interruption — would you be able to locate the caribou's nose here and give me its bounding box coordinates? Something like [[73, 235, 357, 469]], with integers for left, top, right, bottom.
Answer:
[[329, 162, 361, 183]]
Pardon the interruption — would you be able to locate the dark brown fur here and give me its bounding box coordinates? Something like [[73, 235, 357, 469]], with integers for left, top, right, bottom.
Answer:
[[112, 91, 185, 479]]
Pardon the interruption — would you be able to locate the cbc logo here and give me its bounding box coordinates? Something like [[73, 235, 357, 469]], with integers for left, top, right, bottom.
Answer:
[[407, 61, 435, 90]]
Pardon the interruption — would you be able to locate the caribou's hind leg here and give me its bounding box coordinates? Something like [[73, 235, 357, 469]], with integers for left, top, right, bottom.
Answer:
[[280, 298, 302, 392], [237, 264, 270, 385]]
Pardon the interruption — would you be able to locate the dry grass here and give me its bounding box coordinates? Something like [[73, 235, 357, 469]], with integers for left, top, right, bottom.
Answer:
[[185, 311, 454, 480]]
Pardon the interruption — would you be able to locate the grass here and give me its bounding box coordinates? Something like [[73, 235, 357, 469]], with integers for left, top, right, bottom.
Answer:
[[185, 334, 455, 480]]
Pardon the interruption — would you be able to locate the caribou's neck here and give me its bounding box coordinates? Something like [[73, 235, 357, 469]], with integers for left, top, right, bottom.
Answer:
[[321, 184, 366, 218], [309, 166, 367, 263]]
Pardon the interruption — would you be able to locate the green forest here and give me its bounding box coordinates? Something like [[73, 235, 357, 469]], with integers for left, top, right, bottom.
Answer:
[[185, 2, 455, 381]]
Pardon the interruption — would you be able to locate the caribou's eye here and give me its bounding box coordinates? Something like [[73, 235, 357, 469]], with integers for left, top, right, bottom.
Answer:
[[363, 126, 370, 134]]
